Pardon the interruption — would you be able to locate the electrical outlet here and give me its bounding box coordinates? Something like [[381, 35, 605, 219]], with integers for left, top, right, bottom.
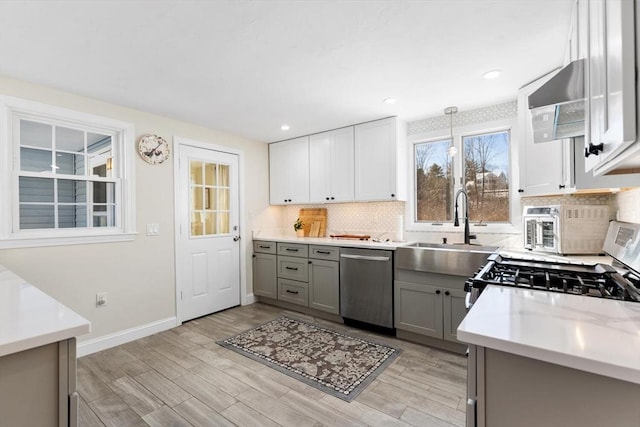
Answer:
[[96, 292, 108, 307]]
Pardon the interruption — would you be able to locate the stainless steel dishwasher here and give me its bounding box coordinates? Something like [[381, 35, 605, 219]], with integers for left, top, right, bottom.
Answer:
[[339, 247, 394, 332]]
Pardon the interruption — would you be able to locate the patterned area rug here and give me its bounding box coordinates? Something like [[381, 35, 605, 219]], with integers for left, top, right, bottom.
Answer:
[[217, 316, 400, 401]]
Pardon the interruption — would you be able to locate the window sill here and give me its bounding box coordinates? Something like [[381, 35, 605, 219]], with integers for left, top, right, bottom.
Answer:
[[0, 231, 138, 249]]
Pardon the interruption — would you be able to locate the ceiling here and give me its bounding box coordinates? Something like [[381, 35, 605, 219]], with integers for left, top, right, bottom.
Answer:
[[0, 0, 573, 143]]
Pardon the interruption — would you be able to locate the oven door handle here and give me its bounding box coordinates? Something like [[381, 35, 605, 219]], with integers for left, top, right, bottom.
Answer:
[[465, 292, 472, 310]]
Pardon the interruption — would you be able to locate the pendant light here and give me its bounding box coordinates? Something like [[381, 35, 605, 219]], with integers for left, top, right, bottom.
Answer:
[[444, 106, 458, 156]]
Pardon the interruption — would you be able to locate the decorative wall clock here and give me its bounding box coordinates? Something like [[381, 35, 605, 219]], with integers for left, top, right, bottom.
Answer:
[[138, 134, 170, 164]]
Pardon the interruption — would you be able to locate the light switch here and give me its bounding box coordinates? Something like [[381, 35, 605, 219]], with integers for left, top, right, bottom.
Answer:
[[146, 223, 160, 236]]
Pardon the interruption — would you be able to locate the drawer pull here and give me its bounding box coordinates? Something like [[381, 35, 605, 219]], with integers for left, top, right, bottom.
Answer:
[[316, 250, 331, 255], [258, 245, 271, 249], [285, 248, 299, 252], [286, 290, 299, 295], [285, 266, 299, 271]]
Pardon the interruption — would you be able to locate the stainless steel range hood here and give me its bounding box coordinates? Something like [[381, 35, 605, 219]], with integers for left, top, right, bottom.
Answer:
[[528, 59, 586, 143]]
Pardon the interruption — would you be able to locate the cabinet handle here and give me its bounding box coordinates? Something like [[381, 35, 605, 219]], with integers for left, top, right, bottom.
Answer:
[[316, 250, 331, 254], [445, 291, 450, 296], [285, 248, 299, 252], [326, 197, 330, 200], [518, 189, 524, 193], [330, 197, 335, 200], [258, 245, 271, 249], [285, 266, 299, 271], [558, 184, 566, 189], [286, 289, 299, 295], [585, 142, 604, 157], [436, 290, 441, 295], [252, 254, 256, 258], [390, 193, 395, 198]]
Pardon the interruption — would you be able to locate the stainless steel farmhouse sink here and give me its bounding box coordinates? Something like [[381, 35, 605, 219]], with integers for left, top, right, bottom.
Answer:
[[396, 243, 499, 277]]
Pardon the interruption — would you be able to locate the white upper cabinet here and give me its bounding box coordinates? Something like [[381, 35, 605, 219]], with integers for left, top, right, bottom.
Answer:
[[269, 136, 310, 205], [354, 117, 407, 202], [517, 71, 572, 196], [309, 127, 354, 203], [585, 0, 637, 174]]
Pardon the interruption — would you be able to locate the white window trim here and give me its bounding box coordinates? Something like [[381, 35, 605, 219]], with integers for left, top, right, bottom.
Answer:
[[406, 116, 521, 235], [0, 95, 137, 248]]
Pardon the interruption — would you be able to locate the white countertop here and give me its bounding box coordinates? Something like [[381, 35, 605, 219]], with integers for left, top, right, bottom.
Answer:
[[253, 234, 412, 250], [457, 285, 640, 384], [0, 265, 91, 357]]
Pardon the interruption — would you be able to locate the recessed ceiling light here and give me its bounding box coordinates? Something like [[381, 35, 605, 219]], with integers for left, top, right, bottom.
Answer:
[[281, 124, 290, 131], [482, 70, 502, 80], [383, 98, 396, 104]]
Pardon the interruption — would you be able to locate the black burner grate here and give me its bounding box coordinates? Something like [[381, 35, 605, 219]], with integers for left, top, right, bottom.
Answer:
[[469, 254, 640, 302]]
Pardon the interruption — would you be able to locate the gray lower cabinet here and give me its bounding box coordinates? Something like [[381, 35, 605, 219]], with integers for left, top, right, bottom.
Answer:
[[471, 346, 640, 427], [252, 252, 277, 298], [394, 279, 467, 343], [308, 258, 340, 314], [0, 338, 78, 427], [253, 241, 340, 315], [253, 241, 277, 298], [443, 288, 467, 342], [395, 281, 442, 337]]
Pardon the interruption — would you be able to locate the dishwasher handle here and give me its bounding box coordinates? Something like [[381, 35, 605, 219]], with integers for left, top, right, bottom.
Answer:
[[340, 254, 390, 262]]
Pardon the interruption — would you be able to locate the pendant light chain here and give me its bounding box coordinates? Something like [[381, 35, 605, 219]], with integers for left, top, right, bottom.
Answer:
[[445, 106, 458, 157]]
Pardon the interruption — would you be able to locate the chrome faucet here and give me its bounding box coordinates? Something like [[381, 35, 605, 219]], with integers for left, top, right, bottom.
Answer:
[[454, 189, 477, 244]]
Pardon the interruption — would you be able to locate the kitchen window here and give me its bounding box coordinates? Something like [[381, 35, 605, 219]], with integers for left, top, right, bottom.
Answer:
[[0, 96, 136, 248], [462, 130, 510, 223], [409, 117, 519, 233]]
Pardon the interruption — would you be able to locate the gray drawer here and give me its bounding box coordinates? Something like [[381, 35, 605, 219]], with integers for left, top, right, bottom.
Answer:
[[277, 242, 308, 258], [309, 245, 340, 261], [277, 255, 309, 282], [278, 278, 309, 306], [253, 240, 276, 254]]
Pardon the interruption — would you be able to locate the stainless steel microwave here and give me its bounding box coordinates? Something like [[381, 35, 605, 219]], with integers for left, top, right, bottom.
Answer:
[[523, 205, 609, 255]]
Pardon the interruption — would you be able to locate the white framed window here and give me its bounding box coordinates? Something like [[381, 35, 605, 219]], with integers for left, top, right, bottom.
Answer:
[[0, 96, 136, 248], [407, 117, 520, 234]]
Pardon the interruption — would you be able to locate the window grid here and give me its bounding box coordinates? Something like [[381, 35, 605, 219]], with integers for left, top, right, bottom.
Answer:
[[16, 118, 118, 231]]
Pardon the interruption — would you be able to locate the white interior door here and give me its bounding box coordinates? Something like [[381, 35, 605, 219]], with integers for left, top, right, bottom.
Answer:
[[177, 144, 240, 322]]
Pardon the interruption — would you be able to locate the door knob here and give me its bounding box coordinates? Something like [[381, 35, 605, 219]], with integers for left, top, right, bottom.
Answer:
[[233, 236, 240, 241]]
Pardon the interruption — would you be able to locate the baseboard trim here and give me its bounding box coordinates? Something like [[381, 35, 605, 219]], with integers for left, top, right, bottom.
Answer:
[[77, 317, 178, 357]]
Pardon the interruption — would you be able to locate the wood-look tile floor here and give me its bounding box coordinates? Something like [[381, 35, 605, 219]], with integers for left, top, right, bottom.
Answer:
[[78, 303, 467, 427]]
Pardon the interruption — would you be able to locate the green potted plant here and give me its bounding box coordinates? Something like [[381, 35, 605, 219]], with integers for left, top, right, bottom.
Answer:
[[294, 218, 304, 237]]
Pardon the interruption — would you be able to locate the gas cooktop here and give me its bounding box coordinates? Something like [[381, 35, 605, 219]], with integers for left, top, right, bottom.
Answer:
[[466, 253, 640, 302], [466, 221, 640, 305]]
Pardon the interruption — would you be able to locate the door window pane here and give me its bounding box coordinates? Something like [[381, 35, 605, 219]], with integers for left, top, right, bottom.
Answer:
[[463, 131, 510, 222], [191, 161, 203, 185], [415, 140, 454, 222], [189, 160, 231, 237], [204, 163, 216, 185]]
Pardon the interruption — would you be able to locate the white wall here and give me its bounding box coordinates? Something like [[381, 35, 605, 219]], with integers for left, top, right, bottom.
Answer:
[[0, 76, 279, 348]]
